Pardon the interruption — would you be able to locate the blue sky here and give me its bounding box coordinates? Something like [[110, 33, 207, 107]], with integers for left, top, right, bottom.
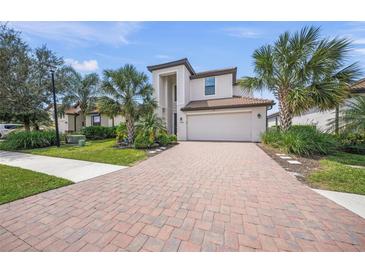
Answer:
[[8, 21, 365, 113]]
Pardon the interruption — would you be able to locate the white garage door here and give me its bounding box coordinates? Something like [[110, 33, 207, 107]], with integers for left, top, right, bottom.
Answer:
[[187, 111, 252, 141]]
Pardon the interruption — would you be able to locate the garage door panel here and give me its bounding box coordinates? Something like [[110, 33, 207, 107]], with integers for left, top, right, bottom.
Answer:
[[187, 112, 252, 141]]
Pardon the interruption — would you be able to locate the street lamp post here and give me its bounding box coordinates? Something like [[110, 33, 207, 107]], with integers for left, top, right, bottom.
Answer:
[[50, 69, 60, 147]]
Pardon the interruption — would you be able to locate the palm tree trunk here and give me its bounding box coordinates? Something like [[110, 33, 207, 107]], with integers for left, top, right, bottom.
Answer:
[[278, 92, 292, 131], [112, 117, 115, 127], [126, 116, 135, 145]]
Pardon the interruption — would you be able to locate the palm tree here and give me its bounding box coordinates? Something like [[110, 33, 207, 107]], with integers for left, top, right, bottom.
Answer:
[[239, 26, 360, 131], [136, 112, 166, 142], [102, 64, 154, 145], [97, 96, 121, 127], [61, 68, 100, 125], [340, 95, 365, 133]]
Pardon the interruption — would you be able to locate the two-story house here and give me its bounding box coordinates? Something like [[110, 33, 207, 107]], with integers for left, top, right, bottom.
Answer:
[[147, 58, 274, 142]]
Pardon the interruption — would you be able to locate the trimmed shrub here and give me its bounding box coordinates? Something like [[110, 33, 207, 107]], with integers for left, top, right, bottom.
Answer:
[[156, 132, 170, 146], [0, 130, 57, 150], [261, 125, 338, 156], [80, 126, 116, 140], [134, 133, 154, 149], [337, 132, 365, 154], [169, 134, 177, 143]]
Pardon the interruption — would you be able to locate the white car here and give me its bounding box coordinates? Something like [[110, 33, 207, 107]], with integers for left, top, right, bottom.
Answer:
[[0, 124, 22, 139]]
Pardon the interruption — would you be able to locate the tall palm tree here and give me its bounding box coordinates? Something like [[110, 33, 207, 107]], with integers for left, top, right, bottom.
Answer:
[[61, 68, 100, 125], [239, 26, 360, 131], [102, 64, 154, 145]]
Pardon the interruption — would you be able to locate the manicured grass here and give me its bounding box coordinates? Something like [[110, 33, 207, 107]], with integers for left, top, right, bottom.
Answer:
[[326, 152, 365, 167], [24, 139, 147, 166], [308, 153, 365, 195], [0, 164, 72, 205]]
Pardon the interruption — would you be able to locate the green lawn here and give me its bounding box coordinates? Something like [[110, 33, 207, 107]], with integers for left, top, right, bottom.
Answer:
[[308, 152, 365, 195], [0, 164, 72, 205], [24, 139, 147, 166]]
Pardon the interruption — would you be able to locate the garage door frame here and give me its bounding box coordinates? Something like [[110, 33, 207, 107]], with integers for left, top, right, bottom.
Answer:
[[186, 109, 253, 142]]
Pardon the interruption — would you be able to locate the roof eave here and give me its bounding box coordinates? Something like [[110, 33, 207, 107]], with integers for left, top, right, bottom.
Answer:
[[181, 102, 273, 112], [147, 58, 195, 75]]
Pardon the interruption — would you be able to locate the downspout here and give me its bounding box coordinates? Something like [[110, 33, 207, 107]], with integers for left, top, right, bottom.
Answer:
[[74, 115, 77, 132]]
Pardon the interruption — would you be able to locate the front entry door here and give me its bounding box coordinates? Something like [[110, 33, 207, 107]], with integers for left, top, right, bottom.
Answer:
[[173, 113, 177, 135]]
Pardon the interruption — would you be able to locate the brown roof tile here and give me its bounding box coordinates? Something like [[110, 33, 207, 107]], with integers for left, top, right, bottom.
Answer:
[[181, 97, 274, 111], [351, 78, 365, 93]]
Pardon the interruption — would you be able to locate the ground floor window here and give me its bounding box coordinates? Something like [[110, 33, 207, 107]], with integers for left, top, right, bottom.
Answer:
[[91, 115, 101, 126]]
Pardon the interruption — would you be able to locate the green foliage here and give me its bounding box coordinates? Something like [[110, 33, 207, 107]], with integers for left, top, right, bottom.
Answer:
[[80, 126, 116, 140], [0, 130, 57, 150], [169, 134, 177, 143], [336, 131, 365, 154], [136, 112, 166, 143], [156, 132, 171, 146], [262, 125, 338, 156], [340, 95, 365, 133], [134, 133, 154, 149], [102, 64, 156, 144], [239, 26, 360, 130], [0, 24, 66, 130], [61, 69, 100, 125], [116, 123, 128, 143]]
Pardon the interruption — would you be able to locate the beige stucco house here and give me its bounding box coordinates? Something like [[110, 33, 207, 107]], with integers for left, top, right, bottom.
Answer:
[[267, 78, 365, 131], [147, 58, 274, 142], [49, 104, 124, 133]]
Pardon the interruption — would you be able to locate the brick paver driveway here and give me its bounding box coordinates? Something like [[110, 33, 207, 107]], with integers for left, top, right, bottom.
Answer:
[[1, 142, 365, 251]]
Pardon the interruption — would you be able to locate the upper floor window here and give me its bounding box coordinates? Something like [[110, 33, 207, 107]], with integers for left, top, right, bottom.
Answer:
[[205, 77, 215, 96]]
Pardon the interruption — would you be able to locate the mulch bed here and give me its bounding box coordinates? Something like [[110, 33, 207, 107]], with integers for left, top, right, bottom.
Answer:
[[257, 143, 322, 186]]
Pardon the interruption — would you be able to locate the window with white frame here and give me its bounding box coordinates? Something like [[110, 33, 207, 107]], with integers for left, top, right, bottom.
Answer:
[[205, 77, 215, 95]]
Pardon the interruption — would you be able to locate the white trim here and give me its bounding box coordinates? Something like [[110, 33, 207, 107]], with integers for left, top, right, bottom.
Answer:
[[186, 108, 252, 116]]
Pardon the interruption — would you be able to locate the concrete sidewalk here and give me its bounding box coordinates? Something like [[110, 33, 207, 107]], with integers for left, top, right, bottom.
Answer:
[[0, 150, 126, 182], [313, 189, 365, 219]]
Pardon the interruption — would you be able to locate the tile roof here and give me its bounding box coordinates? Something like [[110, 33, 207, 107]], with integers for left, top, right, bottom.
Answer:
[[181, 96, 274, 111], [351, 78, 365, 93]]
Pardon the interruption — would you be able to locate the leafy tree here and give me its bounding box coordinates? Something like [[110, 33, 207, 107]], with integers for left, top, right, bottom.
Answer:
[[0, 24, 65, 130], [239, 26, 360, 131], [61, 69, 100, 126], [102, 64, 155, 145]]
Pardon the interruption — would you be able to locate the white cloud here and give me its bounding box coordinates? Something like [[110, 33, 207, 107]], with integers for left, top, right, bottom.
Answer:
[[222, 27, 261, 38], [353, 38, 365, 45], [9, 22, 142, 47], [65, 58, 99, 72], [155, 54, 171, 59], [353, 48, 365, 55]]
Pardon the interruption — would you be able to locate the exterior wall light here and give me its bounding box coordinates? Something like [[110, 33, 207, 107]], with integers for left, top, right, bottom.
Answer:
[[257, 113, 262, 119]]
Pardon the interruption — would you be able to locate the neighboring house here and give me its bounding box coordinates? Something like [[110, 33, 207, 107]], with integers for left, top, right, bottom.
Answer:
[[147, 58, 274, 142], [267, 78, 365, 131], [48, 103, 124, 133]]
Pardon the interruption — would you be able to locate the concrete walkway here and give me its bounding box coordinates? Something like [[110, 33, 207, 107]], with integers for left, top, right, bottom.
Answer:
[[313, 189, 365, 219], [0, 150, 126, 182]]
